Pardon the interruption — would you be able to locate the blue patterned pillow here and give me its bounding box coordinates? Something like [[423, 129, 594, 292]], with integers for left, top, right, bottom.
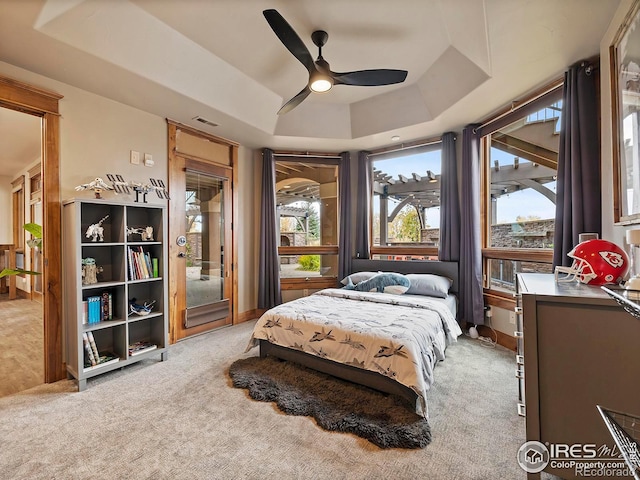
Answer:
[[344, 272, 411, 295]]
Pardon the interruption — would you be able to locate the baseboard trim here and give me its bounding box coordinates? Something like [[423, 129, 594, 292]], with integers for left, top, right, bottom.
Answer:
[[477, 325, 516, 351], [236, 309, 265, 324]]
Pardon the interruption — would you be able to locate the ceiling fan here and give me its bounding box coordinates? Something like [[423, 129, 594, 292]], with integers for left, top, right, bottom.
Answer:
[[263, 9, 408, 115]]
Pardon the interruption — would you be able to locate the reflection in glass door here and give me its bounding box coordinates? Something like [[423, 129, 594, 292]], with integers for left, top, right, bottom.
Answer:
[[182, 170, 230, 329], [185, 171, 225, 307]]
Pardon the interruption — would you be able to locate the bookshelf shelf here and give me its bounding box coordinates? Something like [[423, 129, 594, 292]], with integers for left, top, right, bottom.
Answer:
[[83, 319, 127, 332], [128, 311, 163, 323], [63, 198, 168, 391]]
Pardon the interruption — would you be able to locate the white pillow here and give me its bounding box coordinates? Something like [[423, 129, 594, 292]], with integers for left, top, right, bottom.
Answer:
[[405, 274, 452, 298]]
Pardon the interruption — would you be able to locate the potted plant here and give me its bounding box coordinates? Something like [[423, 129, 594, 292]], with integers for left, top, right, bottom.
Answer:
[[0, 223, 42, 278]]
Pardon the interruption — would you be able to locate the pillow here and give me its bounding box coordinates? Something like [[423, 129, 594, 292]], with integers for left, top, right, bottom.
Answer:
[[340, 271, 378, 286], [405, 274, 452, 298], [344, 272, 411, 295]]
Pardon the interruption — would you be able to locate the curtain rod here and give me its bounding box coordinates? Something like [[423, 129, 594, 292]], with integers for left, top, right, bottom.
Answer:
[[262, 150, 342, 160], [368, 137, 442, 157], [474, 77, 564, 134]]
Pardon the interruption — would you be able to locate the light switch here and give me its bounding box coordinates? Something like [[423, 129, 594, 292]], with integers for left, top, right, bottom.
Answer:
[[130, 150, 140, 165], [144, 153, 154, 167]]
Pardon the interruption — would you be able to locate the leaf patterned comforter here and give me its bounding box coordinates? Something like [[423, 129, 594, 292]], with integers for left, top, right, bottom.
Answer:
[[246, 288, 463, 416]]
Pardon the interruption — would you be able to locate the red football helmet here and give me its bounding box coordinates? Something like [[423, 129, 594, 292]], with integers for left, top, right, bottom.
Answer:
[[555, 239, 629, 286]]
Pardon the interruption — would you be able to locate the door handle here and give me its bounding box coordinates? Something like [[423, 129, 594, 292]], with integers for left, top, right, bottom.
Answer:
[[177, 252, 186, 258]]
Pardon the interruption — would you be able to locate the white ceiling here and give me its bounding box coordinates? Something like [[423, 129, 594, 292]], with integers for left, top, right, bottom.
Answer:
[[0, 0, 622, 173]]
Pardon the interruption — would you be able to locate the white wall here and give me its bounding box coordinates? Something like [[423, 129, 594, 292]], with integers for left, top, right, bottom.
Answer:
[[237, 145, 257, 314], [0, 175, 12, 244], [0, 60, 259, 314]]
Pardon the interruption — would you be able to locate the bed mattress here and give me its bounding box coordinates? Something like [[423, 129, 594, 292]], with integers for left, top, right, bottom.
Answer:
[[246, 288, 462, 416]]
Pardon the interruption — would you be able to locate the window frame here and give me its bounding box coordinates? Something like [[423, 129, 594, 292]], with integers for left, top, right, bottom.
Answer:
[[368, 136, 442, 259], [479, 80, 563, 302], [274, 154, 342, 289]]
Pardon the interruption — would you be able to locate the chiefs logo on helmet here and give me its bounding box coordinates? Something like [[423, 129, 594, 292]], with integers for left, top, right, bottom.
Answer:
[[599, 251, 625, 268]]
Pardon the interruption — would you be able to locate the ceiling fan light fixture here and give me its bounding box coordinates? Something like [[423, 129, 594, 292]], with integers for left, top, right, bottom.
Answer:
[[264, 9, 407, 113], [309, 72, 333, 93]]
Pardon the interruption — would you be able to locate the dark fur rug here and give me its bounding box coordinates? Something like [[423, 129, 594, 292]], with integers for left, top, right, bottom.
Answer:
[[228, 356, 431, 449]]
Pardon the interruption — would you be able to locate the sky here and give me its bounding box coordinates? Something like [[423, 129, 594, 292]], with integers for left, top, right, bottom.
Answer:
[[372, 147, 557, 228]]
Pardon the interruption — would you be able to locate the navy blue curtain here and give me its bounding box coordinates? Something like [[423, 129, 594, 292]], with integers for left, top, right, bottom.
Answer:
[[355, 151, 372, 259], [553, 59, 601, 267], [439, 132, 460, 262], [460, 125, 484, 326], [338, 152, 352, 280], [258, 148, 281, 309]]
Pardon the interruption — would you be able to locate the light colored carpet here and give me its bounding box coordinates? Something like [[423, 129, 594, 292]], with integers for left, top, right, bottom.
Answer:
[[0, 295, 43, 397], [0, 320, 549, 479]]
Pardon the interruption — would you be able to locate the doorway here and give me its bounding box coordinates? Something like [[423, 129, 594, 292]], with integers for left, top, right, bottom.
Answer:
[[0, 107, 42, 396], [167, 120, 237, 342], [0, 75, 64, 392]]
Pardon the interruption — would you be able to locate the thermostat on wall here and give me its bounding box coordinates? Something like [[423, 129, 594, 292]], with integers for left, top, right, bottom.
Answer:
[[144, 153, 154, 167]]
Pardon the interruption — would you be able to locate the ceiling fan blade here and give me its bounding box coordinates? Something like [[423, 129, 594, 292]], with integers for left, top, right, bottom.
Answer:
[[278, 86, 312, 115], [263, 9, 315, 73], [331, 69, 408, 87]]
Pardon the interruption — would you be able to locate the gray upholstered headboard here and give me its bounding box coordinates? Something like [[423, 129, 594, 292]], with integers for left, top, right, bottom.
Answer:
[[350, 259, 459, 294]]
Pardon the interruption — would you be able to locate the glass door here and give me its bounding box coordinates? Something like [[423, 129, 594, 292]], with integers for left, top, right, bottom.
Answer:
[[184, 171, 228, 318], [169, 157, 232, 341]]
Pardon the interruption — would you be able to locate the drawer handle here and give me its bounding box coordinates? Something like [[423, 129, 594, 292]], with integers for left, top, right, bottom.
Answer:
[[517, 403, 526, 417], [514, 331, 523, 338]]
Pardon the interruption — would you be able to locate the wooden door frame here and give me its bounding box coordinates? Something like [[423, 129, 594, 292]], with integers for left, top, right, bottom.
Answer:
[[167, 120, 238, 343], [0, 75, 65, 382]]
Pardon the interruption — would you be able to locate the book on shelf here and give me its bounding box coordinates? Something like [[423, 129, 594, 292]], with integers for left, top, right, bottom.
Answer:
[[85, 292, 113, 323], [101, 291, 111, 321], [127, 246, 135, 281], [86, 331, 100, 361], [82, 301, 88, 325], [128, 246, 154, 280], [128, 341, 157, 357], [144, 251, 153, 278], [86, 296, 101, 323], [83, 352, 119, 371], [152, 257, 159, 278], [82, 332, 97, 366]]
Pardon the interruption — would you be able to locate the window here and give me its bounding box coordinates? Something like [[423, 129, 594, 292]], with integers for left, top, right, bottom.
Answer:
[[481, 85, 562, 294], [275, 158, 340, 290], [370, 140, 442, 260]]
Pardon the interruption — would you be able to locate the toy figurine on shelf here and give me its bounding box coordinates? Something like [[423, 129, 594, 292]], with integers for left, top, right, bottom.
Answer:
[[106, 174, 170, 203], [140, 226, 154, 241], [128, 299, 156, 316], [126, 226, 154, 241], [75, 177, 114, 199], [81, 258, 103, 285], [85, 215, 109, 242]]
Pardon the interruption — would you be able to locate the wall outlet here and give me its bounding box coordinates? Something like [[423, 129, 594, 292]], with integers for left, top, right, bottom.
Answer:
[[509, 311, 516, 325], [130, 150, 140, 165], [144, 153, 154, 167]]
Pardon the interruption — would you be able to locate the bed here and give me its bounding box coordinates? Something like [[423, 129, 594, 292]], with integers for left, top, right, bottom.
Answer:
[[245, 259, 462, 416]]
